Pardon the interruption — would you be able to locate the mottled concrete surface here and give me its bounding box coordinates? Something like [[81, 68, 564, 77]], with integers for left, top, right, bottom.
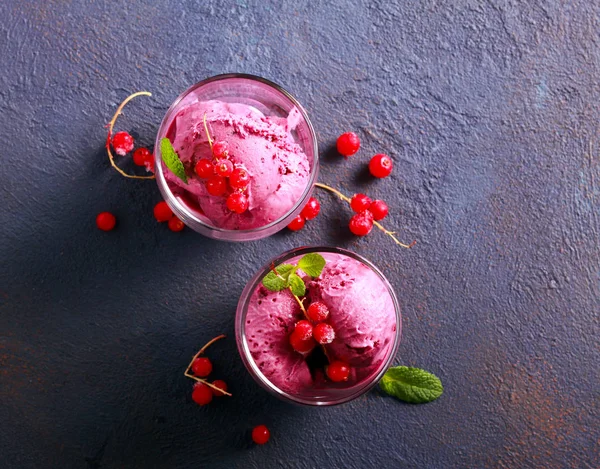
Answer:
[[1, 1, 599, 468]]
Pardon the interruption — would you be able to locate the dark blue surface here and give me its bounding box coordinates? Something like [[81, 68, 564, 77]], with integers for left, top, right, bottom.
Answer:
[[1, 1, 599, 468]]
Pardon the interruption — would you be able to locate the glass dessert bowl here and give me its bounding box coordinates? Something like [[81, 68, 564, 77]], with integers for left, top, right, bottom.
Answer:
[[236, 247, 401, 406], [154, 74, 319, 241]]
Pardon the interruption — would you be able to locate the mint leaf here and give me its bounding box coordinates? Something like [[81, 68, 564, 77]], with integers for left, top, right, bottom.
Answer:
[[297, 253, 326, 278], [380, 366, 443, 404], [288, 273, 306, 297], [160, 137, 188, 183], [262, 264, 296, 292]]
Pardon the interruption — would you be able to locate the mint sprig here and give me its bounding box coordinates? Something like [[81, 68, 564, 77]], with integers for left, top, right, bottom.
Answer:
[[160, 137, 188, 183], [261, 253, 326, 295], [379, 366, 443, 404]]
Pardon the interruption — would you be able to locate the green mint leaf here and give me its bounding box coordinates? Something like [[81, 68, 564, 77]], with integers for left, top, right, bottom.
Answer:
[[262, 264, 296, 292], [297, 253, 326, 278], [288, 273, 306, 297], [380, 366, 443, 404], [160, 137, 188, 183]]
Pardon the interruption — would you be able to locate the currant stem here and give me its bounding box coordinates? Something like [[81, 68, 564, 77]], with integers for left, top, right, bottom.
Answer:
[[203, 113, 214, 150], [183, 334, 231, 396], [315, 182, 415, 249], [291, 291, 310, 320], [184, 372, 232, 396], [106, 91, 155, 180]]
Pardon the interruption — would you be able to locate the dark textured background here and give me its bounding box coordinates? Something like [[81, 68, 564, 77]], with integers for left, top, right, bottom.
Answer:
[[1, 1, 599, 468]]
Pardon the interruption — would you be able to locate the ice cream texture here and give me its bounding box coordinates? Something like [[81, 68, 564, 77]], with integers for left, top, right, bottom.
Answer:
[[163, 99, 311, 230], [245, 253, 397, 394]]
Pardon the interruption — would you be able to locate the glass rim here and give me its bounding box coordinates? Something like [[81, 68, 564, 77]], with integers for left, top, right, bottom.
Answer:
[[235, 246, 402, 406], [154, 73, 319, 235]]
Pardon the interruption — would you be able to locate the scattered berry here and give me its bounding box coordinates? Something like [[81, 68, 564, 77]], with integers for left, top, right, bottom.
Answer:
[[206, 176, 227, 196], [112, 131, 134, 156], [289, 333, 316, 354], [132, 147, 152, 166], [153, 201, 173, 222], [349, 211, 374, 236], [191, 357, 213, 377], [313, 323, 335, 345], [287, 215, 305, 231], [336, 132, 361, 157], [192, 382, 213, 406], [293, 320, 313, 340], [96, 212, 116, 231], [369, 153, 393, 178], [211, 380, 228, 397], [195, 158, 215, 179], [300, 197, 320, 220], [369, 199, 389, 221], [226, 192, 249, 214], [350, 193, 372, 213], [212, 141, 229, 159], [251, 425, 270, 445], [215, 159, 234, 177], [327, 361, 350, 382], [307, 302, 330, 322], [168, 216, 185, 232], [229, 168, 250, 190]]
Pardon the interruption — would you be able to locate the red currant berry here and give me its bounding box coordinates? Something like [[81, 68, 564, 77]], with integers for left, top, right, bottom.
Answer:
[[348, 211, 374, 236], [369, 199, 389, 221], [214, 159, 234, 177], [132, 147, 151, 166], [96, 212, 116, 231], [336, 132, 360, 157], [294, 320, 313, 340], [369, 153, 393, 178], [287, 215, 305, 231], [229, 168, 250, 190], [168, 216, 185, 232], [195, 158, 215, 179], [112, 131, 134, 156], [211, 380, 228, 397], [307, 301, 330, 322], [191, 357, 212, 377], [313, 323, 335, 345], [206, 176, 227, 196], [300, 197, 320, 220], [153, 201, 173, 222], [327, 361, 350, 382], [251, 425, 270, 445], [350, 193, 372, 213], [289, 332, 316, 354], [192, 382, 213, 406], [226, 192, 249, 214], [212, 141, 229, 159]]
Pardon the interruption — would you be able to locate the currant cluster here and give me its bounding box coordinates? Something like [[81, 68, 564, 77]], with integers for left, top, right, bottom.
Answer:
[[348, 194, 389, 236], [336, 131, 394, 178], [112, 131, 154, 172], [184, 335, 231, 406], [153, 201, 185, 232], [194, 141, 251, 214], [287, 197, 321, 231], [190, 355, 229, 406], [289, 300, 351, 383]]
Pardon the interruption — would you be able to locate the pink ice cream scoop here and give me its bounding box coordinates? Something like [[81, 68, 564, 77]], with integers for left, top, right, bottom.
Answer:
[[244, 252, 398, 395], [162, 99, 311, 230]]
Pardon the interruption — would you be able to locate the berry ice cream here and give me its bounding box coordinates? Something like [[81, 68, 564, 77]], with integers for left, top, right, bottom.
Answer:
[[244, 252, 398, 395], [162, 99, 311, 230]]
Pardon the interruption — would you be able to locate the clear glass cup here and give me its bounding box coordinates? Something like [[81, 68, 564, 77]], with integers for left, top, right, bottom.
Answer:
[[154, 74, 319, 241], [235, 246, 401, 406]]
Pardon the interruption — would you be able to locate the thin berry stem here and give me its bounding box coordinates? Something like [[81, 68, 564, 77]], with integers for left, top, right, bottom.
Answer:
[[105, 91, 155, 180], [315, 182, 416, 249], [291, 290, 310, 320], [183, 334, 231, 396], [203, 113, 213, 150]]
